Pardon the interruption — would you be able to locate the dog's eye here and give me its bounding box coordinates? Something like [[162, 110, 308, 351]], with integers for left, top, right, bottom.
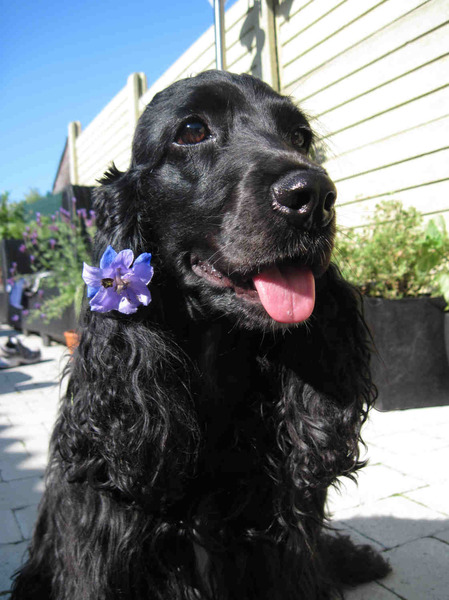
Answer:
[[291, 126, 311, 151], [176, 121, 210, 145]]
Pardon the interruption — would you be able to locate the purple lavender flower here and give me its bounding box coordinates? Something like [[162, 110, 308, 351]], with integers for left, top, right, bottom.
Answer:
[[77, 208, 87, 219], [11, 315, 19, 322], [82, 246, 153, 315], [30, 255, 35, 263], [49, 238, 56, 249], [19, 243, 27, 253], [60, 207, 71, 223], [22, 309, 29, 316], [49, 225, 59, 232]]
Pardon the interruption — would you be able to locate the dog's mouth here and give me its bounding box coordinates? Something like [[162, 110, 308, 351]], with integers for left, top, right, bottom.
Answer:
[[190, 256, 320, 324]]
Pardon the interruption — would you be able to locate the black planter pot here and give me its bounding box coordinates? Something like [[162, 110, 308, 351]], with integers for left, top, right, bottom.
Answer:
[[22, 304, 76, 346], [21, 286, 77, 345], [445, 312, 449, 366], [364, 297, 449, 411]]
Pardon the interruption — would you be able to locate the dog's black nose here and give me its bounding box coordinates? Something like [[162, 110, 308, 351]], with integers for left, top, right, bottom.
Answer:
[[270, 169, 337, 229]]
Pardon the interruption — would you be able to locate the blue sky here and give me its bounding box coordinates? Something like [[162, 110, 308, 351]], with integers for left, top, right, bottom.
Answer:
[[1, 0, 234, 202]]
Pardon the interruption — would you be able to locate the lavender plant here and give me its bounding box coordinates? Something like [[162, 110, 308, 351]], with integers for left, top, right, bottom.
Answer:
[[19, 199, 96, 322]]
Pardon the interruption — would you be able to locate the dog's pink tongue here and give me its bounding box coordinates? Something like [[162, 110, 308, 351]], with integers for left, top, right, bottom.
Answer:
[[252, 266, 315, 323]]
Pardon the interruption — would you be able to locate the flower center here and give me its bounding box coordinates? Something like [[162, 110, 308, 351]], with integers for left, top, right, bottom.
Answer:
[[101, 273, 129, 295]]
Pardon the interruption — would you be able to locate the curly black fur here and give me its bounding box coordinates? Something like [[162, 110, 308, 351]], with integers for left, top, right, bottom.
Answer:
[[12, 71, 390, 599]]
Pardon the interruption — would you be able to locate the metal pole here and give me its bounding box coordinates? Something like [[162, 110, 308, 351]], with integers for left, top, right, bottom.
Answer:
[[214, 0, 226, 70]]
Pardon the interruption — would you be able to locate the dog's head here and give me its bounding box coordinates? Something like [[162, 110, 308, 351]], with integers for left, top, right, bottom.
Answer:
[[95, 71, 337, 330]]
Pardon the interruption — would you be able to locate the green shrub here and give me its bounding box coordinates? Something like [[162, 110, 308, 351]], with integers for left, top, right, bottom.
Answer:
[[335, 201, 449, 304], [0, 192, 26, 239]]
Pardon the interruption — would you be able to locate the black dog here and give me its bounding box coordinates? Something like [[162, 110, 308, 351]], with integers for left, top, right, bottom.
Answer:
[[12, 71, 389, 599]]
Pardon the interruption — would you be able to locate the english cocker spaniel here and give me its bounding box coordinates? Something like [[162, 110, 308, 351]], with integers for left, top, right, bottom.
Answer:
[[12, 70, 390, 600]]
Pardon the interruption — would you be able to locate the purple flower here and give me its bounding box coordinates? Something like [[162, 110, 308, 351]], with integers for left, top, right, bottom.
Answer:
[[82, 246, 153, 315], [30, 255, 35, 263], [60, 207, 70, 222], [49, 225, 59, 232], [49, 238, 56, 249], [22, 309, 29, 316], [11, 315, 19, 322], [19, 243, 27, 253], [77, 208, 87, 219]]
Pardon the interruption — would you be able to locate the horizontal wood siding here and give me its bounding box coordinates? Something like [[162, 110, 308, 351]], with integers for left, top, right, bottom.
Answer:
[[75, 86, 130, 185], [276, 0, 449, 227]]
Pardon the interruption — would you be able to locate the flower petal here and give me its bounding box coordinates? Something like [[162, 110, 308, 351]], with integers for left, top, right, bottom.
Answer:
[[133, 262, 153, 285], [89, 287, 121, 313], [100, 246, 117, 269], [82, 263, 103, 287], [112, 249, 134, 270], [117, 286, 141, 314], [127, 276, 152, 305], [118, 297, 139, 314], [134, 252, 152, 266], [87, 285, 100, 299]]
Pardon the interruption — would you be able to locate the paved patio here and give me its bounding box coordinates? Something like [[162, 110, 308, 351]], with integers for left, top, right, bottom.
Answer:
[[0, 324, 448, 598]]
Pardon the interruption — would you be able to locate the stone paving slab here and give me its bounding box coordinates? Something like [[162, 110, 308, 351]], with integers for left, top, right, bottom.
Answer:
[[404, 481, 449, 517], [381, 537, 449, 600], [334, 495, 449, 549], [345, 581, 401, 599], [327, 464, 425, 513], [0, 325, 448, 598]]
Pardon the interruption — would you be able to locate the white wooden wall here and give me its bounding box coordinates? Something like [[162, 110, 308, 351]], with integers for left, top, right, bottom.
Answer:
[[69, 73, 147, 187], [71, 0, 449, 227], [277, 0, 449, 227]]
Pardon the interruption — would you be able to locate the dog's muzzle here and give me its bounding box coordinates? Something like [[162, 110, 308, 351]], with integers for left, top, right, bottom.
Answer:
[[270, 169, 336, 230]]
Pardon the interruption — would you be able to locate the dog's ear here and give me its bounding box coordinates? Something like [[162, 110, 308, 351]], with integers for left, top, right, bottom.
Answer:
[[55, 311, 199, 509]]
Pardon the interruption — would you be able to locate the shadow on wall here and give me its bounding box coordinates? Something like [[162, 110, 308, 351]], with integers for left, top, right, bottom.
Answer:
[[276, 0, 295, 21], [240, 0, 265, 78]]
